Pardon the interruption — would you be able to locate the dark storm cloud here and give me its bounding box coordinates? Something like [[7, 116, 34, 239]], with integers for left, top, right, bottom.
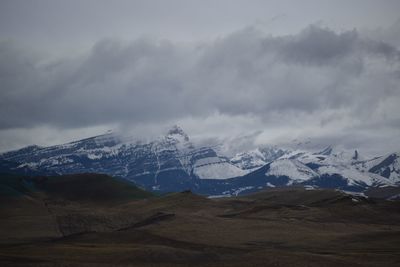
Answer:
[[0, 23, 400, 155], [193, 26, 400, 118], [0, 25, 399, 133], [0, 38, 191, 128], [276, 26, 358, 65]]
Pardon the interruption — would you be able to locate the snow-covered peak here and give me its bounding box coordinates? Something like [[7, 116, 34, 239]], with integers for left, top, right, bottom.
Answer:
[[266, 159, 319, 182], [280, 145, 366, 165], [91, 132, 121, 146], [230, 146, 287, 170], [166, 125, 189, 141], [275, 146, 394, 187], [360, 152, 400, 184], [162, 125, 193, 151], [331, 149, 366, 163], [230, 148, 266, 170]]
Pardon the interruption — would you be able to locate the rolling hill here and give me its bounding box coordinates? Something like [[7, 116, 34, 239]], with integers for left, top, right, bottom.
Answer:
[[0, 179, 399, 266]]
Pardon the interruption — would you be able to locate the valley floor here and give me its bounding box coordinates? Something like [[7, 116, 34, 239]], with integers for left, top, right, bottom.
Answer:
[[1, 188, 400, 267]]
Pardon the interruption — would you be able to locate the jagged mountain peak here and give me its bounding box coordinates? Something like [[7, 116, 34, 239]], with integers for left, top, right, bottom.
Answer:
[[230, 146, 287, 170], [352, 150, 359, 160], [166, 125, 190, 142], [267, 158, 319, 182], [167, 125, 187, 136], [1, 127, 399, 196], [365, 152, 400, 183]]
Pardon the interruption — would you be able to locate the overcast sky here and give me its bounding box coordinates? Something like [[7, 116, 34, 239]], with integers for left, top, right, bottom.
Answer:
[[0, 0, 399, 155]]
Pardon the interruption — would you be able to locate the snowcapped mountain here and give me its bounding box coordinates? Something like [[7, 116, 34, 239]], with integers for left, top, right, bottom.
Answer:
[[0, 127, 399, 196], [230, 146, 286, 170], [266, 159, 318, 183], [270, 145, 395, 190], [193, 156, 247, 179], [0, 126, 251, 192], [354, 152, 400, 184]]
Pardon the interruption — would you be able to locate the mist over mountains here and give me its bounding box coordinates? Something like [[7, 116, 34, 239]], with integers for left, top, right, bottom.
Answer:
[[1, 126, 399, 197], [1, 21, 400, 154], [1, 2, 400, 266]]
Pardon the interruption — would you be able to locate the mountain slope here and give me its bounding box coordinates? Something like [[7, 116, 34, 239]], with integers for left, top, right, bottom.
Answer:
[[0, 126, 246, 193], [355, 153, 400, 183], [230, 146, 286, 170], [0, 128, 398, 196], [0, 173, 153, 204]]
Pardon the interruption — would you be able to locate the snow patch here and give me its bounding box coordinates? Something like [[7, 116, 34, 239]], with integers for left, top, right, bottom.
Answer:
[[232, 186, 254, 196], [304, 185, 317, 190], [87, 153, 103, 160], [266, 159, 318, 181], [194, 162, 247, 179]]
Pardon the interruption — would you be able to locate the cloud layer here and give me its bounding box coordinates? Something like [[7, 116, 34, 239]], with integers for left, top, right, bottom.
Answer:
[[0, 24, 400, 153]]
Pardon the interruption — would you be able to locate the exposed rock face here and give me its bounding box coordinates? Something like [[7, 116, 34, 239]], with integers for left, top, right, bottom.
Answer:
[[1, 127, 399, 196]]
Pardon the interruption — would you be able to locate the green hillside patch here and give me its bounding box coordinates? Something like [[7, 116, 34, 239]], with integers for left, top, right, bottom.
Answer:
[[0, 173, 153, 204], [32, 173, 154, 203]]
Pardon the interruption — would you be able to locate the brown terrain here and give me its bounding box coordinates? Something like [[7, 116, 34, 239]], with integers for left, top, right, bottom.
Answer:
[[0, 173, 400, 267]]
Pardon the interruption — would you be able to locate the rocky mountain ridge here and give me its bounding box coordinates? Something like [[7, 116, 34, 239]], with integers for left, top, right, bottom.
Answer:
[[1, 126, 399, 196]]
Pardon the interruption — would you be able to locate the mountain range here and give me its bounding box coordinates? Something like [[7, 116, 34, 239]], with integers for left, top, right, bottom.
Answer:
[[0, 125, 399, 197]]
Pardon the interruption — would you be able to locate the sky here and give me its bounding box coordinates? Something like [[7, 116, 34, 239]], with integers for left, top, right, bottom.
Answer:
[[0, 0, 400, 155]]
